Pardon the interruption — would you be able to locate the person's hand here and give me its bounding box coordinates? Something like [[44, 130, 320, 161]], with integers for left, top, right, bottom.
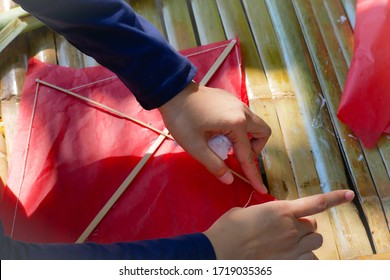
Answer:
[[158, 81, 271, 193], [203, 189, 355, 260]]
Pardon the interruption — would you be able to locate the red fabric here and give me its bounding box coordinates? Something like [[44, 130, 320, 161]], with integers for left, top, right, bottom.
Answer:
[[338, 0, 390, 148], [0, 39, 274, 243]]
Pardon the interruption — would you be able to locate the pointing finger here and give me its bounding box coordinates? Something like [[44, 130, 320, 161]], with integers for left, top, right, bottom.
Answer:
[[290, 190, 355, 218]]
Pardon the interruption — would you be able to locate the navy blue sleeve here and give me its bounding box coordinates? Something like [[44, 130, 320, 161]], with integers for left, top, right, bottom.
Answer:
[[14, 0, 197, 110], [0, 222, 216, 260]]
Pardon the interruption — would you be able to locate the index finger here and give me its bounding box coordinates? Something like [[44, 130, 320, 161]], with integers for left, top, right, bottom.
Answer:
[[290, 190, 355, 218]]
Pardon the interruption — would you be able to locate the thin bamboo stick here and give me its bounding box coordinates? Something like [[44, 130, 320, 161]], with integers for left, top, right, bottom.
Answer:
[[76, 129, 168, 243], [0, 18, 27, 53], [35, 79, 174, 140], [199, 39, 236, 86]]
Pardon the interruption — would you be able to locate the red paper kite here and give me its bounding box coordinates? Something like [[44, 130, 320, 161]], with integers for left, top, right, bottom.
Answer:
[[338, 0, 390, 148], [0, 39, 274, 244]]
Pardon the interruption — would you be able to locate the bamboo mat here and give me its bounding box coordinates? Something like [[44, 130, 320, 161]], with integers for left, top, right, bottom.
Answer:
[[1, 0, 389, 260]]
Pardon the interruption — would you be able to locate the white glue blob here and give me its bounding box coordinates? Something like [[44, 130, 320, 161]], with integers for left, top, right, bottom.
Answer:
[[207, 135, 233, 160]]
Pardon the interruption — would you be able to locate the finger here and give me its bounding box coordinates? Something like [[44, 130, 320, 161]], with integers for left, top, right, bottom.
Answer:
[[298, 232, 323, 254], [290, 190, 355, 218], [230, 127, 267, 193], [295, 216, 317, 237], [247, 112, 272, 154], [185, 137, 233, 185]]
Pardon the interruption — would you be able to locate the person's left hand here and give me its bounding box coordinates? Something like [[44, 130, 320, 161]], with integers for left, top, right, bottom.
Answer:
[[159, 81, 271, 193]]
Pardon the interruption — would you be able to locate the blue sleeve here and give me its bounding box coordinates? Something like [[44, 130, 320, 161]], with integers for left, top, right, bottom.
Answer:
[[0, 222, 216, 260], [14, 0, 197, 110]]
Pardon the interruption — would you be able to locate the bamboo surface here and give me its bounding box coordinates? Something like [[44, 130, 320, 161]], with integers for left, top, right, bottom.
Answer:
[[1, 0, 390, 260]]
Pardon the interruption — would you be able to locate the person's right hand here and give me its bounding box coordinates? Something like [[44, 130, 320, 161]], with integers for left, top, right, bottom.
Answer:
[[203, 189, 355, 260]]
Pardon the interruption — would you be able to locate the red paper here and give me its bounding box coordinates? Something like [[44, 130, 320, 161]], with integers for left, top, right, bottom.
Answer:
[[338, 0, 390, 148], [0, 39, 274, 243]]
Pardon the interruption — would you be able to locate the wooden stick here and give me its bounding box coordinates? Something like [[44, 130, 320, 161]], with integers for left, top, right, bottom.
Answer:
[[76, 129, 168, 243], [0, 18, 27, 53], [36, 79, 173, 140], [199, 39, 236, 86]]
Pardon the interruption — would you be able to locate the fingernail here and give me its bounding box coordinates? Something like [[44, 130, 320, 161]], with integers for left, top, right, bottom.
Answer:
[[219, 171, 234, 185], [345, 190, 355, 201]]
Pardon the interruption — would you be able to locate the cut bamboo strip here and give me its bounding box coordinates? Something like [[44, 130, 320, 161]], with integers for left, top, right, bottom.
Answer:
[[27, 28, 57, 64], [291, 0, 389, 255], [161, 0, 197, 50], [0, 18, 27, 53], [322, 0, 354, 67], [190, 0, 226, 45], [35, 79, 174, 140], [340, 0, 357, 30], [0, 98, 19, 161], [378, 136, 390, 177], [76, 129, 168, 243], [0, 6, 28, 30], [55, 34, 86, 68], [0, 123, 8, 187]]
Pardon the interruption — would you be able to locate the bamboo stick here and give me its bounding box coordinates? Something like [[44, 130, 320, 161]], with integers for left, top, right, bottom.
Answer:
[[0, 18, 27, 53], [0, 122, 8, 188], [76, 129, 168, 243], [340, 0, 357, 30], [322, 0, 354, 67], [35, 79, 174, 140], [161, 0, 197, 50], [190, 0, 225, 45], [0, 6, 28, 29], [55, 34, 86, 68]]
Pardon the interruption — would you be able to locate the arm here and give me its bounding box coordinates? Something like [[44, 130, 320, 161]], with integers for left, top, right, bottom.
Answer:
[[0, 222, 215, 260], [15, 0, 195, 110]]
